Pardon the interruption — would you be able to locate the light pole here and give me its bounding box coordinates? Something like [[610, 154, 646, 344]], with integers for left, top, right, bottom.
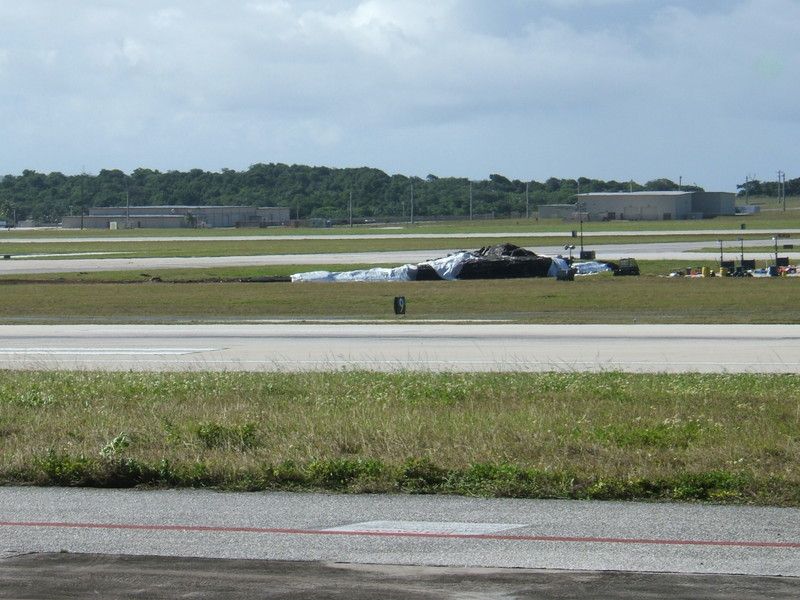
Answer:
[[778, 171, 786, 212], [738, 237, 744, 263], [717, 239, 723, 265], [772, 236, 778, 266], [578, 202, 585, 254]]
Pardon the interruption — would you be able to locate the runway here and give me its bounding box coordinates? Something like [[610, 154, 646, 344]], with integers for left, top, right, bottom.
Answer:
[[2, 235, 798, 275], [2, 487, 798, 578], [0, 323, 798, 373]]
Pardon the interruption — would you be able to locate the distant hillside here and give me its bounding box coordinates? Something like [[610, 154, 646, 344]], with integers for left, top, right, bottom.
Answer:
[[0, 164, 702, 223]]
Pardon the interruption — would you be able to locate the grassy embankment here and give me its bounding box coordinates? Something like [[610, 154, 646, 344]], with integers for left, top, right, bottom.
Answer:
[[1, 371, 797, 505], [1, 274, 799, 323]]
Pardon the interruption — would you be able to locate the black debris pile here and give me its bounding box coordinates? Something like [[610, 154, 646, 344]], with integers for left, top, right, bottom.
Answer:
[[457, 243, 553, 279], [415, 263, 445, 281]]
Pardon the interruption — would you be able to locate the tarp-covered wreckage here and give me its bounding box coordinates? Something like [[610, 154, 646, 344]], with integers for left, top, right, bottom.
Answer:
[[291, 243, 612, 282]]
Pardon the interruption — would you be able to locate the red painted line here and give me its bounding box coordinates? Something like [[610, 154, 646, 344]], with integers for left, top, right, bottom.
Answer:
[[1, 520, 798, 549]]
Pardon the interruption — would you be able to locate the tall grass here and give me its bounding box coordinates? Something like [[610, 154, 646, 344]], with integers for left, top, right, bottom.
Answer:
[[1, 371, 798, 504]]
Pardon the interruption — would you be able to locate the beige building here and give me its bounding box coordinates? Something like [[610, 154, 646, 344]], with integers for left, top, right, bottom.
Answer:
[[62, 205, 290, 229], [562, 191, 736, 221]]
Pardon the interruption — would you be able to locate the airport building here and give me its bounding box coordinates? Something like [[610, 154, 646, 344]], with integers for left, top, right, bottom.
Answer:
[[570, 191, 735, 221], [61, 205, 291, 229]]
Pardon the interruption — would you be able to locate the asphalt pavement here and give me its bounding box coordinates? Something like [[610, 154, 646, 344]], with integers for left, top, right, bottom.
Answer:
[[2, 488, 799, 598]]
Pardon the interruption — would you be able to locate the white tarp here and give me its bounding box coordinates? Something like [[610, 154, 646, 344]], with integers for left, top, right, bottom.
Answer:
[[290, 251, 612, 282], [291, 251, 474, 282], [573, 261, 613, 275], [547, 256, 569, 277], [290, 264, 418, 282]]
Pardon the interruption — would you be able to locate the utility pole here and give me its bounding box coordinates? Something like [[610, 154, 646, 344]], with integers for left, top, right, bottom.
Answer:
[[80, 171, 85, 230], [410, 180, 414, 225], [744, 175, 749, 203], [125, 179, 130, 230], [784, 171, 788, 212], [348, 191, 353, 228], [469, 180, 473, 221], [525, 182, 530, 219]]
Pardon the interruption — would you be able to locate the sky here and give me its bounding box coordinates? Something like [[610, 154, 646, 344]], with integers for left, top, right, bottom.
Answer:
[[0, 0, 797, 191]]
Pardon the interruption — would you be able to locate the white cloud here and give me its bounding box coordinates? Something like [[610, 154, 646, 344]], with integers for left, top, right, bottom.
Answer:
[[150, 8, 185, 28], [0, 0, 797, 188], [537, 0, 635, 6]]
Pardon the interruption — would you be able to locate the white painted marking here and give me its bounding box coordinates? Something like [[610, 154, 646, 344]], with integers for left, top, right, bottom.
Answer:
[[0, 348, 217, 356], [322, 521, 525, 536]]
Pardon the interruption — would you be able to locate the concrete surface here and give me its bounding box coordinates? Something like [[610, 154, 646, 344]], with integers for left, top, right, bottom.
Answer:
[[1, 323, 799, 373], [2, 553, 798, 599]]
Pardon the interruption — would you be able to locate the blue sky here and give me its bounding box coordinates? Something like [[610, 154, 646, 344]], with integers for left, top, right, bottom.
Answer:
[[1, 0, 797, 191]]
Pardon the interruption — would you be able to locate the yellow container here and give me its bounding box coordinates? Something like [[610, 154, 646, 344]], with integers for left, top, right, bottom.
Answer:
[[701, 266, 710, 277]]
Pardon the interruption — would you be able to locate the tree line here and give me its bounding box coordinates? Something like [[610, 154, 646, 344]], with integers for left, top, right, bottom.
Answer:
[[737, 178, 799, 198], [1, 163, 705, 223]]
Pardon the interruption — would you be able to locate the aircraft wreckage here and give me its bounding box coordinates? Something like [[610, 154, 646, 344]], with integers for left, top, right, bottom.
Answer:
[[291, 243, 631, 282]]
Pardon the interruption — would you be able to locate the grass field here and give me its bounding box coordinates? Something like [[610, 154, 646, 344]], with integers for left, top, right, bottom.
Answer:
[[1, 371, 797, 505], [1, 271, 798, 323]]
